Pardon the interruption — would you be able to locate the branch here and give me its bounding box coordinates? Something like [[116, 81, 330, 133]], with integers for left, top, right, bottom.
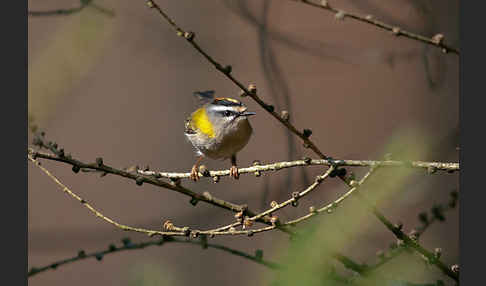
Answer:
[[370, 206, 458, 282], [28, 135, 421, 281], [28, 236, 280, 278], [28, 0, 115, 17], [179, 166, 335, 237], [29, 147, 248, 215], [138, 159, 458, 180], [28, 153, 187, 237], [284, 165, 377, 226], [144, 0, 330, 161], [366, 190, 459, 273], [28, 146, 371, 239], [29, 153, 368, 279], [124, 4, 462, 279], [29, 150, 294, 238], [291, 0, 458, 55]]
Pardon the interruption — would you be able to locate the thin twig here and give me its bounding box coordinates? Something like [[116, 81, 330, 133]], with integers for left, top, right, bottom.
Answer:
[[29, 129, 295, 234], [192, 166, 335, 236], [291, 0, 459, 55], [138, 159, 458, 180], [28, 154, 186, 237], [370, 206, 458, 282], [28, 236, 280, 277], [28, 151, 292, 237], [28, 0, 115, 17], [366, 191, 458, 273], [284, 165, 377, 226], [29, 148, 261, 219]]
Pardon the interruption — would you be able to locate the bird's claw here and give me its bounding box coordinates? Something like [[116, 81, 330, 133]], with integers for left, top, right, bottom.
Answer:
[[230, 165, 239, 180], [190, 165, 200, 181]]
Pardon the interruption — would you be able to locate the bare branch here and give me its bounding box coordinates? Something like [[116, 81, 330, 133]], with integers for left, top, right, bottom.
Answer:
[[370, 205, 458, 282], [28, 0, 115, 17], [28, 153, 186, 237], [28, 236, 280, 278], [138, 159, 458, 180], [29, 148, 249, 215], [284, 165, 377, 226], [290, 0, 458, 55], [144, 0, 330, 160], [367, 190, 458, 273]]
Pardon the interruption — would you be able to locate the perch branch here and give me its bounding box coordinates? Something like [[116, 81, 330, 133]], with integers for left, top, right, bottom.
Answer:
[[138, 159, 458, 180], [291, 0, 459, 55], [189, 166, 335, 236]]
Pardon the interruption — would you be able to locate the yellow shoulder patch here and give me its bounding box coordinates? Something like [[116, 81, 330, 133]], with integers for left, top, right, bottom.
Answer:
[[192, 108, 215, 138]]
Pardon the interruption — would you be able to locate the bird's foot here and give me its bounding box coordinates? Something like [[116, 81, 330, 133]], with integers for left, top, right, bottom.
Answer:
[[230, 165, 239, 180], [190, 165, 200, 181]]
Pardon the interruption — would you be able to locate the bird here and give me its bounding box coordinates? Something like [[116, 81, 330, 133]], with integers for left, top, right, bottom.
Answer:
[[184, 90, 256, 181]]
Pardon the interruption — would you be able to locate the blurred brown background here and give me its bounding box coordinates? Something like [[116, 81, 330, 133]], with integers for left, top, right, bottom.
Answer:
[[28, 0, 459, 285]]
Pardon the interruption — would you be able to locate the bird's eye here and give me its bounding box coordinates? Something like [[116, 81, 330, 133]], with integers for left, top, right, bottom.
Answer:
[[223, 111, 232, 117]]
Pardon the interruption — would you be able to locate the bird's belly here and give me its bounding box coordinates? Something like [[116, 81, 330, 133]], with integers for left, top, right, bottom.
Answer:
[[205, 120, 253, 160]]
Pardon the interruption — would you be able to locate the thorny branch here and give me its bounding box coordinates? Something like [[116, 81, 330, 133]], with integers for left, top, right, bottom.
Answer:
[[143, 1, 459, 282], [291, 0, 459, 55]]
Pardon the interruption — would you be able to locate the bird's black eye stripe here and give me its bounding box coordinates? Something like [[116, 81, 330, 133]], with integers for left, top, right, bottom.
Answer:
[[220, 110, 236, 117]]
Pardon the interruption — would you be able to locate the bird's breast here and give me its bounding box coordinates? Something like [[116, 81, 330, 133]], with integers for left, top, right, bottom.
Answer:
[[207, 119, 253, 160]]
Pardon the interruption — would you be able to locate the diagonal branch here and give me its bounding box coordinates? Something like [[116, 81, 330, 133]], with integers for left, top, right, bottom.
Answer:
[[28, 153, 187, 237], [29, 148, 249, 215], [284, 165, 377, 226], [371, 207, 458, 282], [291, 0, 459, 55], [145, 0, 330, 160], [366, 190, 458, 273]]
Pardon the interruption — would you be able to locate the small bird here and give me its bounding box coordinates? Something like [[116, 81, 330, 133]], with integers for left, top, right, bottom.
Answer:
[[185, 90, 256, 181]]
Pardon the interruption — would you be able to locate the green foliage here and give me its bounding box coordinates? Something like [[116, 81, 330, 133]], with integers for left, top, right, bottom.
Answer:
[[128, 262, 179, 286]]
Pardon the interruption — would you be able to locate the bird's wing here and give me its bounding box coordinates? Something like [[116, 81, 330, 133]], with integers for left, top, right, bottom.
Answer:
[[184, 117, 197, 135]]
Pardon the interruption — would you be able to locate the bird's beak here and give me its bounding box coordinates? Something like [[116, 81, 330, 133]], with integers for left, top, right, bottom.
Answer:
[[240, 111, 256, 117]]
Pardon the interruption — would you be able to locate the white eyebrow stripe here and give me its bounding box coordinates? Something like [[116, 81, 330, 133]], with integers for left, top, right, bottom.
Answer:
[[210, 105, 239, 112]]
